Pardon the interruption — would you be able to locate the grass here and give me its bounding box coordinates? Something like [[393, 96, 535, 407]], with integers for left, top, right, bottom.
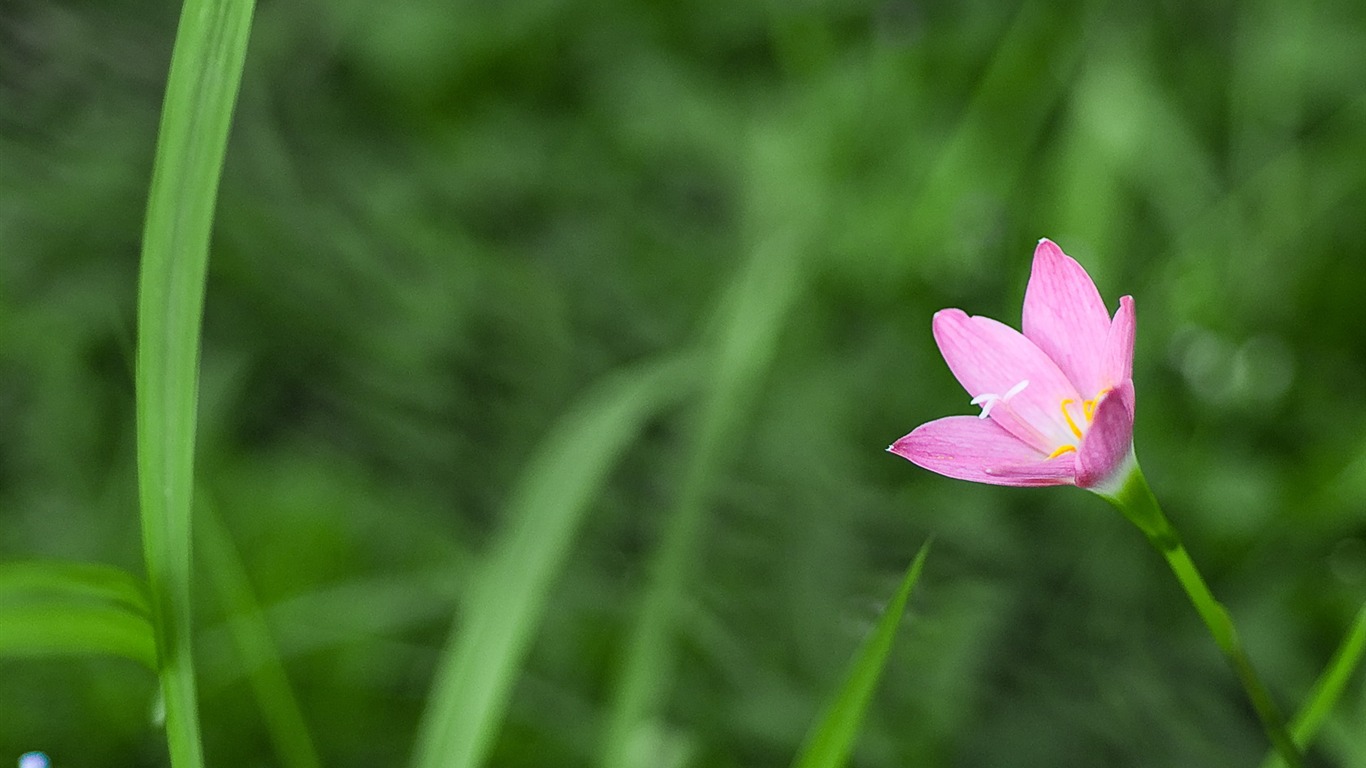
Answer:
[[791, 540, 932, 768], [198, 499, 320, 768], [411, 354, 698, 768], [134, 0, 256, 763]]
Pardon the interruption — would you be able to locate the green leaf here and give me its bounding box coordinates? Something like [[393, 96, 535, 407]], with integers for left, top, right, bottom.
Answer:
[[0, 604, 157, 669], [0, 561, 156, 668], [791, 540, 932, 768], [409, 354, 699, 768], [1260, 601, 1366, 768], [198, 501, 321, 768], [136, 0, 256, 764], [0, 561, 151, 617], [601, 226, 807, 768]]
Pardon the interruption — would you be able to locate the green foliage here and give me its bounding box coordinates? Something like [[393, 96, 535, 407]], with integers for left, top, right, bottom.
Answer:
[[135, 0, 255, 763], [1263, 601, 1366, 768], [602, 214, 807, 768], [0, 562, 155, 668], [2, 0, 1366, 765], [198, 500, 320, 768], [792, 540, 931, 768], [412, 354, 697, 768]]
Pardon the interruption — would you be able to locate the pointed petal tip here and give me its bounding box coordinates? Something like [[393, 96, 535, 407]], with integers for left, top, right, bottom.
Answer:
[[1023, 237, 1111, 394], [1104, 296, 1137, 387], [1113, 295, 1136, 324], [1034, 238, 1066, 259], [932, 307, 968, 322]]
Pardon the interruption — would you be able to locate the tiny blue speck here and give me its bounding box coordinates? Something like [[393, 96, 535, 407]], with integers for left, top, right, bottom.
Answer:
[[19, 752, 50, 768]]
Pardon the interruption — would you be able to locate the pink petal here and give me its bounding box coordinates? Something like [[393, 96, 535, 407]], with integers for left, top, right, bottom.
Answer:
[[983, 453, 1079, 484], [933, 309, 1082, 454], [1103, 295, 1135, 393], [890, 416, 1075, 487], [1022, 239, 1112, 396], [1075, 381, 1135, 489]]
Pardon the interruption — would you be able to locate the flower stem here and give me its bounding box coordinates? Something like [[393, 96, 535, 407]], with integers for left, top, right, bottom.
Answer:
[[1098, 464, 1306, 768]]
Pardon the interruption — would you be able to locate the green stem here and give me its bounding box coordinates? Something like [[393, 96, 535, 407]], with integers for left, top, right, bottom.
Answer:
[[1098, 464, 1306, 768], [136, 0, 255, 763]]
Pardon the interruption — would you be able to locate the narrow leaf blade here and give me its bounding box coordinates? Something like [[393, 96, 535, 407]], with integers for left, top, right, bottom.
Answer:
[[0, 603, 157, 669], [0, 561, 151, 617], [601, 231, 805, 768], [0, 562, 157, 668], [198, 501, 322, 768], [136, 0, 256, 762], [1260, 600, 1366, 768], [410, 354, 698, 768], [791, 540, 932, 768]]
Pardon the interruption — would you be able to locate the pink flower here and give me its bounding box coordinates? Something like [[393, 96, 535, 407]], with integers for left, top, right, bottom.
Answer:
[[889, 239, 1137, 490]]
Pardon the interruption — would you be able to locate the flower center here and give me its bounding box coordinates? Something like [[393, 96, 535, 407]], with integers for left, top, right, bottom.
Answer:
[[970, 379, 1028, 419], [1046, 388, 1111, 458]]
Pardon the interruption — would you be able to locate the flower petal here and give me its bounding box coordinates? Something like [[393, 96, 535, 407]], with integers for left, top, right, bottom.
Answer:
[[1076, 381, 1135, 489], [889, 416, 1074, 487], [933, 308, 1082, 454], [983, 453, 1079, 485], [1103, 295, 1135, 393], [1022, 239, 1112, 396]]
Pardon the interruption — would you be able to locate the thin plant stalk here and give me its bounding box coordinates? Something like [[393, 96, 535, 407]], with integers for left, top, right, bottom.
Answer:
[[1099, 466, 1306, 768]]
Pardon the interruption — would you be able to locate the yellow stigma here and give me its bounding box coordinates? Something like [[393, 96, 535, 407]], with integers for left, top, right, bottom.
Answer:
[[1054, 388, 1113, 459], [1083, 387, 1112, 422], [1060, 399, 1084, 440]]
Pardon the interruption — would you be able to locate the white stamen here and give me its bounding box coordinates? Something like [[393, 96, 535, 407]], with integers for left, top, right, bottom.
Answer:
[[969, 392, 998, 419], [970, 380, 1028, 420]]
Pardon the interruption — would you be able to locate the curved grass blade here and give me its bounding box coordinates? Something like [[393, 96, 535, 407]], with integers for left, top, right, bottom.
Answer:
[[1259, 600, 1366, 768], [137, 0, 256, 764], [199, 568, 464, 674], [409, 354, 699, 768], [0, 561, 151, 617], [0, 603, 157, 669], [600, 232, 805, 768], [0, 562, 157, 668], [791, 540, 932, 768], [198, 500, 321, 768]]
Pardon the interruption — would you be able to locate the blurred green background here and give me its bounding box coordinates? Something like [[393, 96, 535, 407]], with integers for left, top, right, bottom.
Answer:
[[3, 0, 1366, 765]]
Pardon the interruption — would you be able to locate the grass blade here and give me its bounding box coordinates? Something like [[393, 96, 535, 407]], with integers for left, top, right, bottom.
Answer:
[[198, 500, 322, 768], [0, 562, 157, 668], [791, 540, 932, 768], [1259, 601, 1366, 768], [409, 354, 699, 768], [0, 561, 151, 617], [0, 603, 157, 669], [137, 0, 255, 764], [600, 233, 805, 768], [199, 568, 465, 673]]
